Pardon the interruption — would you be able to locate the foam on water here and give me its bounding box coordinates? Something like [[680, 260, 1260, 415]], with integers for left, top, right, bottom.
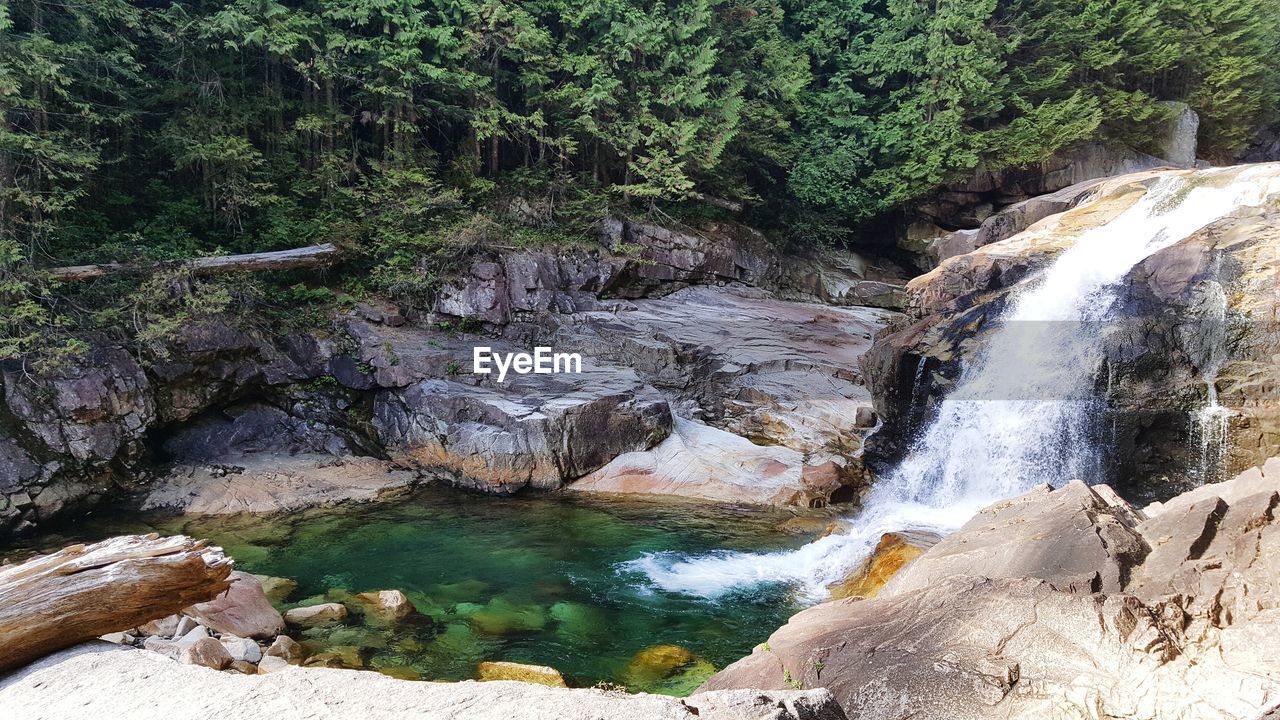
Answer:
[[627, 166, 1280, 601]]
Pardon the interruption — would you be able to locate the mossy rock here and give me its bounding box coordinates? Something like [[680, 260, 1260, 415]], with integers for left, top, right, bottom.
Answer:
[[549, 601, 606, 640], [322, 625, 390, 651], [373, 664, 422, 680], [290, 594, 329, 609], [468, 597, 548, 636], [623, 644, 717, 695], [303, 645, 365, 669], [429, 623, 487, 661], [476, 661, 567, 688], [431, 579, 490, 603], [827, 532, 930, 599], [451, 602, 484, 617]]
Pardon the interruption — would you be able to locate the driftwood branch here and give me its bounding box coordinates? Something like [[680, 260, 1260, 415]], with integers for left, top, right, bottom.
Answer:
[[0, 534, 232, 672], [48, 243, 342, 282]]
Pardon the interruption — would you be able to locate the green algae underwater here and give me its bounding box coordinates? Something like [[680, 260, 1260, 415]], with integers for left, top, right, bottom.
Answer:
[[17, 486, 814, 695]]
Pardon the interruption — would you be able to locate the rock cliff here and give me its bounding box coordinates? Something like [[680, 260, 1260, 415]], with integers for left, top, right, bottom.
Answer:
[[0, 218, 907, 536]]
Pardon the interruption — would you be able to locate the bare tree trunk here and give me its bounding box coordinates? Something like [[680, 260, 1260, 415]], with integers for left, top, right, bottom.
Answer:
[[0, 534, 232, 672], [48, 243, 342, 281]]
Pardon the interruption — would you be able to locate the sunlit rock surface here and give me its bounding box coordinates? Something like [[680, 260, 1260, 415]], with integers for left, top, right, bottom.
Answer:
[[0, 642, 847, 720], [702, 458, 1280, 720]]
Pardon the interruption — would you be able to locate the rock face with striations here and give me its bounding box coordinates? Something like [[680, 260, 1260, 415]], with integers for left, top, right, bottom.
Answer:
[[1, 216, 906, 536], [702, 457, 1280, 720]]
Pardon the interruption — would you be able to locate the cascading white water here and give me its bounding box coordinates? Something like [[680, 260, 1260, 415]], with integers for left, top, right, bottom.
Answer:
[[1181, 259, 1233, 484], [625, 166, 1280, 601]]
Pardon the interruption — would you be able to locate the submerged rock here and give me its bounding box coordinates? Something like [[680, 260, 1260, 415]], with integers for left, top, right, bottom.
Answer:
[[251, 575, 298, 605], [826, 531, 933, 599], [374, 665, 422, 681], [467, 598, 548, 636], [624, 645, 717, 695], [477, 661, 567, 688], [303, 645, 364, 669]]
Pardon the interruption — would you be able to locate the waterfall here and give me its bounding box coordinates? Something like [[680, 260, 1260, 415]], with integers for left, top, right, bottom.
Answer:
[[625, 166, 1280, 601], [1181, 257, 1233, 484]]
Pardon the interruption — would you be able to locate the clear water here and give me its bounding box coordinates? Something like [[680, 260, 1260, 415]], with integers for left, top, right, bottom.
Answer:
[[9, 487, 808, 694], [637, 165, 1280, 601]]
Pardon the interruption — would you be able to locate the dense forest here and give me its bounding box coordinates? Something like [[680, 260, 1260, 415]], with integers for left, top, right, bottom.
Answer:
[[2, 0, 1279, 366]]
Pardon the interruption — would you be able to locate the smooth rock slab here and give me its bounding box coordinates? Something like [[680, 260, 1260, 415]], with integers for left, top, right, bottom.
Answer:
[[571, 418, 833, 507], [0, 643, 847, 720], [702, 575, 1273, 720], [144, 454, 419, 516], [880, 480, 1149, 597]]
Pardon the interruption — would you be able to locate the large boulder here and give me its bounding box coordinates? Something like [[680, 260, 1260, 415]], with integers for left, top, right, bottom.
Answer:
[[374, 368, 672, 493], [703, 459, 1280, 720], [183, 571, 285, 640]]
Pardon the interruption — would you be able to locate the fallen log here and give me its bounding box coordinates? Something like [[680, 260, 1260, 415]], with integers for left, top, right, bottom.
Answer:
[[48, 243, 342, 282], [0, 534, 232, 672]]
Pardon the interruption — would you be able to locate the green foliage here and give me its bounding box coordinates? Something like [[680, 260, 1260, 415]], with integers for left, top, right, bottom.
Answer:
[[0, 0, 1277, 366]]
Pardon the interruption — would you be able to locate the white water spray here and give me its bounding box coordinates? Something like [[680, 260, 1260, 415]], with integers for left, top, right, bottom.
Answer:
[[625, 166, 1280, 601]]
